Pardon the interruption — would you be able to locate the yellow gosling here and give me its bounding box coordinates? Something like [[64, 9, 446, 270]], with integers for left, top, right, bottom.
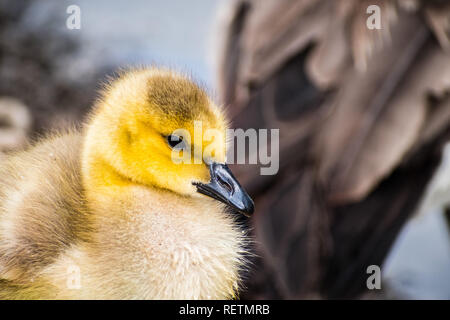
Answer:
[[0, 68, 253, 299]]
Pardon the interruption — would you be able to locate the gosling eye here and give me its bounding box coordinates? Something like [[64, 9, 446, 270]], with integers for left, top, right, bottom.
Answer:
[[166, 134, 186, 150]]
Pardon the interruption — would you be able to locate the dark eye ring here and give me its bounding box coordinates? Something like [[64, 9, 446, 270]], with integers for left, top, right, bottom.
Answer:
[[167, 134, 185, 150]]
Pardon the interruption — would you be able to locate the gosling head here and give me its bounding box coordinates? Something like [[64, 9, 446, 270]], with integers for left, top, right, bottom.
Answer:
[[82, 68, 254, 216]]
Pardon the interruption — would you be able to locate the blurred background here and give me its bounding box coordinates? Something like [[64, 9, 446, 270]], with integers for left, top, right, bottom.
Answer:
[[0, 0, 449, 299]]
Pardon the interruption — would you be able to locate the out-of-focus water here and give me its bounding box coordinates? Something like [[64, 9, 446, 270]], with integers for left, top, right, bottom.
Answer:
[[25, 0, 223, 86], [77, 0, 222, 85], [384, 146, 450, 299], [384, 209, 450, 299]]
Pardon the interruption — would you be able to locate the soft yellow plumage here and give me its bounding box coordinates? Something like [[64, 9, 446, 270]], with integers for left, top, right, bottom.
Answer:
[[0, 68, 252, 299]]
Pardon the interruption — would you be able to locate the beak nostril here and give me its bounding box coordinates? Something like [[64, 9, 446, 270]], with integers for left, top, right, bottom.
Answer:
[[196, 162, 253, 216], [217, 174, 233, 194]]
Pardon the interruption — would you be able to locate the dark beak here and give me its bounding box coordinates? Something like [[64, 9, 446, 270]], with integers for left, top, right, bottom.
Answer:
[[193, 163, 254, 217]]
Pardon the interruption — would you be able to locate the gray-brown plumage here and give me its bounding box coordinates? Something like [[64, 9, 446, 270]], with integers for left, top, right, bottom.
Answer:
[[216, 0, 450, 298]]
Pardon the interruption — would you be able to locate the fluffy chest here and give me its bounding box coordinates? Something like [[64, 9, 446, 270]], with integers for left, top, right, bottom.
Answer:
[[83, 187, 247, 299]]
